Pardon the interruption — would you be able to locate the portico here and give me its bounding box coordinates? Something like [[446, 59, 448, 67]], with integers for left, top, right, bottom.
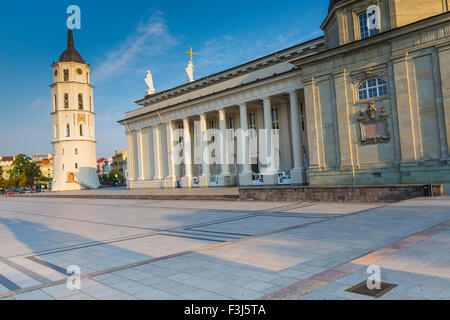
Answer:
[[124, 86, 309, 189]]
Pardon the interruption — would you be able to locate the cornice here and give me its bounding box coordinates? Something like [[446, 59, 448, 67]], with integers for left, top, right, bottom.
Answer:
[[134, 37, 325, 107]]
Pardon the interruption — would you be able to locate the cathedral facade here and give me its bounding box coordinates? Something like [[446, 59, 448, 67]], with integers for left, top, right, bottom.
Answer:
[[120, 0, 450, 189]]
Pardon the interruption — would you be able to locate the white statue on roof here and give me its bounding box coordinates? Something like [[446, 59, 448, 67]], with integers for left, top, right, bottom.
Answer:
[[185, 61, 194, 83], [145, 70, 155, 95]]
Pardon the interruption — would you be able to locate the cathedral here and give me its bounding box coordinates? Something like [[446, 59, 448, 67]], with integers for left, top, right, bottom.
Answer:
[[50, 29, 100, 191], [120, 0, 450, 189]]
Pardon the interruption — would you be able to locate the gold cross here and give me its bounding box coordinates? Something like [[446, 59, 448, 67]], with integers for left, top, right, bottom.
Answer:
[[186, 47, 197, 63]]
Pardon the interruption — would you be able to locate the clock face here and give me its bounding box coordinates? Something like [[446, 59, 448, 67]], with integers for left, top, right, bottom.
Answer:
[[76, 68, 83, 75]]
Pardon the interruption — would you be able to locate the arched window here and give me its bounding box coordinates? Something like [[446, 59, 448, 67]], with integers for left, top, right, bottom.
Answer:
[[79, 124, 84, 136], [78, 93, 83, 110], [75, 163, 78, 169], [75, 148, 78, 155], [66, 124, 70, 137], [358, 78, 387, 100], [54, 95, 57, 111], [64, 93, 69, 109]]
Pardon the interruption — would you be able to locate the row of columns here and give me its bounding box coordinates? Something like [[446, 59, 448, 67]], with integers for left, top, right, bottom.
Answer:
[[127, 90, 306, 187]]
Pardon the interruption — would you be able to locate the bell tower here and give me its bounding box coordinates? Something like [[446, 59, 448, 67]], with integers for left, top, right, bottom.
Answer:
[[50, 28, 99, 191]]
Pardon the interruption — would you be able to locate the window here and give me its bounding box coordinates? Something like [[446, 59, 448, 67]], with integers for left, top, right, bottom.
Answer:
[[178, 124, 184, 143], [64, 93, 69, 109], [90, 96, 92, 111], [211, 120, 217, 144], [80, 124, 84, 136], [358, 12, 379, 40], [75, 163, 78, 169], [64, 69, 69, 81], [358, 78, 387, 100], [300, 103, 305, 131], [54, 95, 57, 111], [228, 117, 235, 130], [78, 93, 83, 110], [66, 124, 70, 137], [75, 148, 78, 155], [228, 117, 235, 141], [271, 108, 279, 132], [248, 112, 256, 138], [194, 123, 200, 147], [62, 148, 64, 155]]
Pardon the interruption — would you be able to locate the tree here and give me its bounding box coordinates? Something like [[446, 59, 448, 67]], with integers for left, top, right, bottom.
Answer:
[[99, 169, 123, 186], [9, 154, 44, 188]]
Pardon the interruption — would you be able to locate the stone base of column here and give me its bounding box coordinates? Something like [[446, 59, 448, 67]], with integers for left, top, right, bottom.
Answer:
[[200, 174, 211, 187], [164, 177, 177, 189], [262, 173, 278, 186], [181, 176, 192, 188], [238, 172, 253, 186], [129, 180, 163, 189], [218, 174, 235, 187], [290, 167, 306, 185]]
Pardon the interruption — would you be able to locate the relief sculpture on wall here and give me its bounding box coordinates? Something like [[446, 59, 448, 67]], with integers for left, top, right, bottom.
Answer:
[[357, 101, 390, 145]]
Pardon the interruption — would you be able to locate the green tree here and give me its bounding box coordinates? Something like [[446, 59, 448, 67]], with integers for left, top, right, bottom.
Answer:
[[98, 169, 123, 186], [9, 154, 44, 188]]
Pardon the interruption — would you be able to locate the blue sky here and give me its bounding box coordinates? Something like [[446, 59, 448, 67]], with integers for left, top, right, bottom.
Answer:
[[0, 0, 329, 158]]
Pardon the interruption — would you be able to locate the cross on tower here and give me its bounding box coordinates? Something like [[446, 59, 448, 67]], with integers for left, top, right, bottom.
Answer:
[[186, 47, 197, 63]]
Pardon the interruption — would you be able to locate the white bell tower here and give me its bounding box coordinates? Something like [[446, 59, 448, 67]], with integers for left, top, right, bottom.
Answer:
[[50, 29, 100, 191]]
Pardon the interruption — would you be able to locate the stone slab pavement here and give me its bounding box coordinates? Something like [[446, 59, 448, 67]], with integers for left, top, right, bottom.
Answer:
[[0, 195, 448, 300]]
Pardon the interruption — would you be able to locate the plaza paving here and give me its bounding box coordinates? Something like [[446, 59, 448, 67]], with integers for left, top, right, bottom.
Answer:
[[0, 195, 448, 300]]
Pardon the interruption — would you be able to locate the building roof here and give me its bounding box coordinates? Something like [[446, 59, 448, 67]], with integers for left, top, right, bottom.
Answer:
[[328, 0, 346, 12], [0, 156, 14, 162], [59, 29, 85, 63]]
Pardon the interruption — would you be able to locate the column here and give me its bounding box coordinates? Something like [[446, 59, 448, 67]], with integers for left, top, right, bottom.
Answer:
[[218, 108, 232, 186], [158, 124, 169, 179], [262, 97, 278, 185], [181, 117, 192, 187], [152, 126, 162, 180], [200, 113, 211, 187], [125, 132, 134, 187], [140, 127, 152, 181], [132, 131, 140, 181], [392, 54, 419, 162], [289, 90, 306, 185], [137, 129, 145, 180], [165, 120, 177, 188], [238, 103, 253, 186]]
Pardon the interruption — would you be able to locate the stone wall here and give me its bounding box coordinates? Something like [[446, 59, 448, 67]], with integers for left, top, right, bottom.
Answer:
[[297, 12, 450, 186], [239, 184, 444, 203]]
